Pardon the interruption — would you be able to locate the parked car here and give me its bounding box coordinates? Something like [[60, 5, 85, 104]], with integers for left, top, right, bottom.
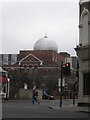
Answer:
[[42, 90, 54, 100]]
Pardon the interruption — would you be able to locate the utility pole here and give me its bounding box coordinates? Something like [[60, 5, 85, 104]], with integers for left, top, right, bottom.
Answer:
[[60, 61, 63, 107]]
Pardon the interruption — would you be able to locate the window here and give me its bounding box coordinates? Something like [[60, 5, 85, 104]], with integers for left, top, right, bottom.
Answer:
[[3, 54, 8, 65], [83, 73, 90, 95], [24, 65, 27, 73], [0, 55, 2, 66], [11, 54, 17, 65]]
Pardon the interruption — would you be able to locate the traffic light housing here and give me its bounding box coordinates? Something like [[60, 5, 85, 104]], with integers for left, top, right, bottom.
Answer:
[[65, 63, 70, 76], [76, 61, 79, 78], [62, 63, 70, 76], [76, 71, 79, 77]]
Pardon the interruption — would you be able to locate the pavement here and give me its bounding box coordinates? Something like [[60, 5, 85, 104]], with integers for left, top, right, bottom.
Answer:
[[49, 104, 90, 113]]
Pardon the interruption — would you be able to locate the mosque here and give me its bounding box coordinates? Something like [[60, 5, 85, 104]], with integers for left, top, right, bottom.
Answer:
[[1, 35, 77, 99]]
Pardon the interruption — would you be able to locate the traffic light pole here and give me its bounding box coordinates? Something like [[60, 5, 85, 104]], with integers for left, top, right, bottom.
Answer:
[[60, 61, 63, 107], [73, 83, 75, 105]]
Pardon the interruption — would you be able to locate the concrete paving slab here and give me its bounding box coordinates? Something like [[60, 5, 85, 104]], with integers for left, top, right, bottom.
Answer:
[[49, 105, 90, 113]]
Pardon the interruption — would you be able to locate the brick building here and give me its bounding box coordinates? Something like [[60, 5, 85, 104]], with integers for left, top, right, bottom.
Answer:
[[0, 35, 76, 99]]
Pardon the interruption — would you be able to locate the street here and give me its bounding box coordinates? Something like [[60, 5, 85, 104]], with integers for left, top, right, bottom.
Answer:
[[2, 99, 88, 118]]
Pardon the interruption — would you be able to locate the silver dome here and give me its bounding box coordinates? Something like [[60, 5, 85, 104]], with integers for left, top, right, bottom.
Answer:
[[33, 36, 58, 52]]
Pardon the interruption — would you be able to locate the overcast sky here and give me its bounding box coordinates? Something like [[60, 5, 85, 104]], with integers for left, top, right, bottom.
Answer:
[[0, 0, 79, 56]]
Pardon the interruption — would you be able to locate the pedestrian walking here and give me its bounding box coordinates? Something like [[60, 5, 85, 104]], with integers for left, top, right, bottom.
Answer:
[[32, 89, 40, 104]]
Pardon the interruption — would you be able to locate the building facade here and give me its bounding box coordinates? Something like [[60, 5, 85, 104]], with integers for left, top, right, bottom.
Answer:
[[75, 0, 90, 107]]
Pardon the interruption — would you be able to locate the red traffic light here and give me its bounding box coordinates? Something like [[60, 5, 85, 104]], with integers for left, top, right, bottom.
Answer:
[[66, 63, 69, 67]]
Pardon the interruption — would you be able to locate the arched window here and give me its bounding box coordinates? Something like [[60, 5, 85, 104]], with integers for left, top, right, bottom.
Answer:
[[80, 7, 89, 46]]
